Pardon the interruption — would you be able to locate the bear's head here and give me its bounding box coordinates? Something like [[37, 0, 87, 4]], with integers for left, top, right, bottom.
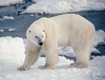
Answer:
[[26, 22, 45, 47]]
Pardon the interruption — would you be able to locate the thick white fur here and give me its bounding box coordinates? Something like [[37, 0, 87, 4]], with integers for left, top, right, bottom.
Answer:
[[18, 14, 95, 71]]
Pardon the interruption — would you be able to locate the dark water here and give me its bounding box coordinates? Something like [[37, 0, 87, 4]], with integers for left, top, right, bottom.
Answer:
[[0, 10, 105, 37], [77, 10, 105, 31], [0, 4, 105, 55]]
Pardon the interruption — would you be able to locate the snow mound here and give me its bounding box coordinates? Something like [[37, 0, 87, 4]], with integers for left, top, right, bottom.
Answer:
[[3, 16, 14, 20], [93, 30, 105, 47], [0, 0, 23, 6], [0, 29, 4, 32], [0, 37, 25, 64], [8, 28, 16, 32], [23, 0, 105, 14], [23, 0, 72, 14]]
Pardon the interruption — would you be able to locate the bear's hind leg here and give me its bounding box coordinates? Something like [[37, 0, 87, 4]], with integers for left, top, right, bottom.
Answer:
[[71, 47, 91, 68], [18, 40, 41, 71]]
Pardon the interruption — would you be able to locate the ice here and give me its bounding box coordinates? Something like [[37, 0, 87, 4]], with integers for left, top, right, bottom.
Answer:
[[0, 29, 4, 32], [8, 28, 16, 32], [58, 47, 75, 57], [23, 0, 105, 14], [23, 0, 72, 14], [0, 37, 25, 64], [3, 16, 14, 20], [91, 47, 100, 54], [93, 30, 105, 47], [0, 16, 14, 21], [0, 0, 23, 6]]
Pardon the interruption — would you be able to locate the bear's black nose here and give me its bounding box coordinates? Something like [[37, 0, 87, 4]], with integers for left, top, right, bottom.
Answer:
[[39, 42, 43, 46]]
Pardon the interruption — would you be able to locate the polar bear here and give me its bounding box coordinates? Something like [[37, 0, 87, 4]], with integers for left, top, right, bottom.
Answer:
[[18, 14, 95, 71]]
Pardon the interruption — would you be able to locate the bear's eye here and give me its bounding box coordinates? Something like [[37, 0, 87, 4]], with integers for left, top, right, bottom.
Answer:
[[35, 36, 38, 38], [29, 30, 31, 33], [43, 30, 45, 32]]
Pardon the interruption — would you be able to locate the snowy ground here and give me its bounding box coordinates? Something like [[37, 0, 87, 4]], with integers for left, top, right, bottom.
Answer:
[[0, 56, 105, 80]]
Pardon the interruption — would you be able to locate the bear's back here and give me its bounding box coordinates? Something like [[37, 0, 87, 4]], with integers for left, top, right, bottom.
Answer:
[[50, 14, 94, 30]]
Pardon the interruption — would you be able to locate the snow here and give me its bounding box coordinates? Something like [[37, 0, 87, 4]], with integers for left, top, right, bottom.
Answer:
[[23, 0, 105, 14], [93, 30, 105, 47], [0, 37, 25, 64], [0, 28, 16, 33], [3, 16, 14, 20], [0, 0, 104, 14], [8, 28, 16, 32], [0, 0, 23, 6], [91, 47, 100, 54], [0, 16, 14, 21], [0, 29, 105, 80], [58, 47, 75, 57], [0, 29, 4, 32], [0, 55, 105, 80]]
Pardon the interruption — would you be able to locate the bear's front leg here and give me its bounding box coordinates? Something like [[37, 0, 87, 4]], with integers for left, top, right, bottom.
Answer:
[[38, 41, 58, 69], [18, 40, 41, 71]]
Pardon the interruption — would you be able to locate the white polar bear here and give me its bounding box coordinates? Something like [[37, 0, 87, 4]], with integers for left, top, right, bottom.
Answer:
[[18, 14, 95, 71]]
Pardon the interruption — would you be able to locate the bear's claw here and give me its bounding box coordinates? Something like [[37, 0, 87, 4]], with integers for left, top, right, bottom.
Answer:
[[17, 66, 30, 71]]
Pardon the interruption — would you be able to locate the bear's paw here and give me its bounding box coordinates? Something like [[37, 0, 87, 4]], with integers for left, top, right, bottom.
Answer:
[[70, 63, 89, 68], [38, 65, 54, 70]]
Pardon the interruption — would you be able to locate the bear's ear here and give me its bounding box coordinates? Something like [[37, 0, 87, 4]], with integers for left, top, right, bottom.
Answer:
[[43, 30, 45, 32]]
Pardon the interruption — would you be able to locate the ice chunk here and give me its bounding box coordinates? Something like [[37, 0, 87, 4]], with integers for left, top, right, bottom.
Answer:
[[0, 37, 25, 64], [23, 0, 105, 14], [0, 0, 23, 6]]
